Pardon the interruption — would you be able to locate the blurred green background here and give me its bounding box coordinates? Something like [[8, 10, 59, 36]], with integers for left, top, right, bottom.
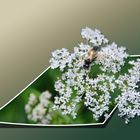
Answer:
[[0, 0, 140, 140]]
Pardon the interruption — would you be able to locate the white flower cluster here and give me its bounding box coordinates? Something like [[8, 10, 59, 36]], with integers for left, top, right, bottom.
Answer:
[[81, 27, 108, 46], [84, 74, 116, 120], [52, 44, 90, 119], [96, 43, 128, 73], [49, 48, 70, 71], [50, 43, 90, 72], [25, 91, 52, 124], [115, 59, 140, 123], [50, 27, 128, 121]]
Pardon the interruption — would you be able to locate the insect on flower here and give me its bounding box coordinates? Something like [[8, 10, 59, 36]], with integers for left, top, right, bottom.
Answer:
[[83, 46, 100, 69]]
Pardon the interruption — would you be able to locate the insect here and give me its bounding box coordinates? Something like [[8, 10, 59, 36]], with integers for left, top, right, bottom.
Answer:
[[83, 46, 99, 69]]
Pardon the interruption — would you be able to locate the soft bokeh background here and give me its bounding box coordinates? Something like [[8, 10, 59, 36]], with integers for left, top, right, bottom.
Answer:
[[0, 0, 140, 139]]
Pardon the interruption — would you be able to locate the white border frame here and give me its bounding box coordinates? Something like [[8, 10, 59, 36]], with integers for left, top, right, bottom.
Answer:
[[0, 55, 139, 127]]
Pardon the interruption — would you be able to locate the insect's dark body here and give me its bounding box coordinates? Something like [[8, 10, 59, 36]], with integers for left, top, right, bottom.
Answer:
[[83, 46, 99, 69]]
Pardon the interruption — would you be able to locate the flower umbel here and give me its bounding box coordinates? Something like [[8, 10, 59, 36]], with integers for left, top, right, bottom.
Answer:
[[96, 42, 128, 73], [49, 27, 139, 123], [81, 27, 108, 46], [25, 91, 52, 124], [116, 59, 140, 123]]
